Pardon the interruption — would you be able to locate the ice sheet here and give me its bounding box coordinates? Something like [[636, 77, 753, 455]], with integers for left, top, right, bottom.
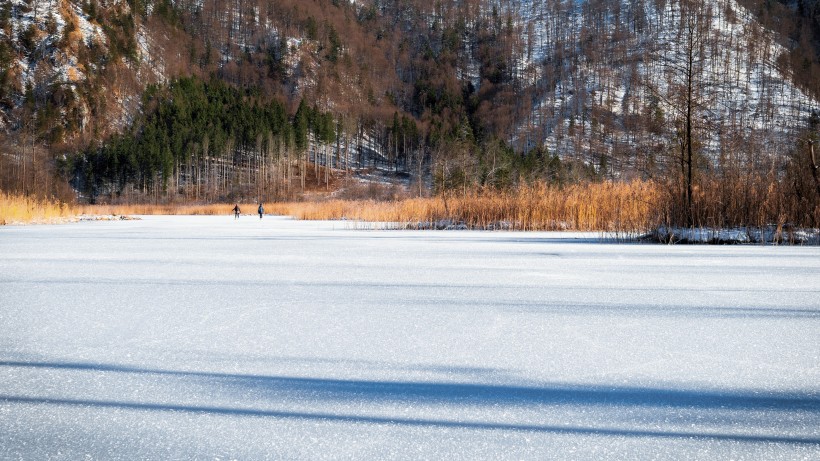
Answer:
[[1, 216, 818, 459]]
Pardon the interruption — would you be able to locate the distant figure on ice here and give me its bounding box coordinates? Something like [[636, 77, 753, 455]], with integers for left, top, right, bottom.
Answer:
[[258, 203, 264, 219], [233, 204, 241, 219]]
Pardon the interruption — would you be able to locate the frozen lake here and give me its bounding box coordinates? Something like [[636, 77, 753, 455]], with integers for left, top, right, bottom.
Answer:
[[1, 215, 819, 459]]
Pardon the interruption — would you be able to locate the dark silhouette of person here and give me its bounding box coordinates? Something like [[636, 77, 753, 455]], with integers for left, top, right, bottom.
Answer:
[[233, 204, 241, 219], [258, 203, 264, 219]]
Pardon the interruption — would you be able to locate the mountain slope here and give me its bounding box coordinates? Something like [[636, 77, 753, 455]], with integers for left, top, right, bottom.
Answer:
[[0, 0, 818, 208]]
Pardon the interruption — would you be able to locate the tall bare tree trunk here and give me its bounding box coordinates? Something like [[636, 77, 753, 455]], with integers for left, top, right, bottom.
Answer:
[[811, 142, 820, 197]]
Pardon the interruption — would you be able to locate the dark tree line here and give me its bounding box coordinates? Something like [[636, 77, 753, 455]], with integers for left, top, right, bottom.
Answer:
[[70, 77, 349, 202]]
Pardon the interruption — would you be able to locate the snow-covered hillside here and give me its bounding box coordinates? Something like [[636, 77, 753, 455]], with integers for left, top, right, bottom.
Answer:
[[7, 0, 102, 85], [0, 0, 149, 134], [505, 0, 817, 165], [0, 0, 382, 139]]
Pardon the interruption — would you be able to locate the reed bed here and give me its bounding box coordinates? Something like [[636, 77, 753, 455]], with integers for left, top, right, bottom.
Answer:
[[0, 192, 77, 225], [671, 176, 820, 230], [267, 181, 661, 233], [79, 203, 236, 216], [11, 178, 813, 238]]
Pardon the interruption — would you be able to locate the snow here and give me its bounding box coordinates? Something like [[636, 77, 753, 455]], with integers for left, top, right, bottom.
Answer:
[[6, 0, 103, 98], [1, 216, 818, 459], [510, 0, 817, 161], [653, 226, 820, 244]]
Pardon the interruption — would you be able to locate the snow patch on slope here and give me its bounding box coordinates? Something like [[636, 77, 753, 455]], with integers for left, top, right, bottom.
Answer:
[[509, 0, 816, 161]]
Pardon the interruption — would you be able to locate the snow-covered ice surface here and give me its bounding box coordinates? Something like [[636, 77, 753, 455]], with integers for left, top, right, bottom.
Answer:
[[1, 216, 819, 459]]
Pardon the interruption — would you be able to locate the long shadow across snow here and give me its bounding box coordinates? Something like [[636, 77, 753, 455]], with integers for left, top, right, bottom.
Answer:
[[2, 360, 819, 445], [1, 278, 817, 318], [0, 394, 818, 446], [2, 360, 819, 411], [4, 276, 820, 297]]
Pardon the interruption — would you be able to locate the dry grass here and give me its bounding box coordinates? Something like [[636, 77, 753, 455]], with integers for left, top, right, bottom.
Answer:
[[1, 196, 250, 225], [267, 181, 661, 233], [662, 174, 820, 230], [78, 182, 661, 234], [79, 203, 237, 216], [0, 192, 77, 225]]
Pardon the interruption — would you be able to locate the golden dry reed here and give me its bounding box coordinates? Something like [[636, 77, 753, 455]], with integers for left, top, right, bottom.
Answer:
[[3, 182, 662, 233], [268, 181, 661, 233], [79, 203, 236, 216], [0, 192, 77, 225], [677, 176, 820, 229]]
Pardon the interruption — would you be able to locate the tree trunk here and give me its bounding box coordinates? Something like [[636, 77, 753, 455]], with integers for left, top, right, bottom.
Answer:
[[811, 142, 820, 197]]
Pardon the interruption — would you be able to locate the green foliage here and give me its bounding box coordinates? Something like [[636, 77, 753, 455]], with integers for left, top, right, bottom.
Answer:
[[0, 38, 10, 66], [0, 40, 11, 104], [102, 10, 138, 62], [293, 98, 338, 148], [436, 137, 598, 191], [264, 40, 286, 78], [441, 26, 461, 53], [153, 0, 181, 27], [305, 16, 319, 41], [19, 24, 38, 55], [413, 78, 463, 117], [327, 25, 341, 62], [83, 0, 98, 21], [314, 111, 336, 144], [0, 2, 11, 31], [294, 99, 310, 151], [357, 5, 377, 23], [73, 77, 340, 198], [127, 0, 149, 19], [0, 71, 9, 105], [388, 112, 420, 159]]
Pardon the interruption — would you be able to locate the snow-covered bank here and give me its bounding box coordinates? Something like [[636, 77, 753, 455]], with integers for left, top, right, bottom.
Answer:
[[648, 226, 820, 245], [0, 214, 140, 226], [1, 216, 818, 459]]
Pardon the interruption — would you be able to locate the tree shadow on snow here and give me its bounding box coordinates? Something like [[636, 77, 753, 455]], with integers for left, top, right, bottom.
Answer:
[[0, 359, 819, 445], [3, 277, 818, 319]]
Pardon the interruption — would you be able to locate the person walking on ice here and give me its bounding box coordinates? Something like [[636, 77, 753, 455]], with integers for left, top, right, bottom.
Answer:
[[258, 203, 264, 219], [233, 204, 241, 219]]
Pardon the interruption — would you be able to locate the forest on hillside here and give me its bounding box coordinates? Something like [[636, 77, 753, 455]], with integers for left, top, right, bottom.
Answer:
[[0, 0, 818, 228]]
